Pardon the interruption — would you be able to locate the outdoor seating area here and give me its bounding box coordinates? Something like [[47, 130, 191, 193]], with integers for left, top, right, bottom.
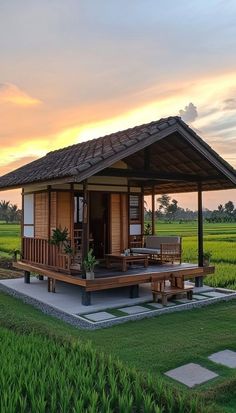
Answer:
[[131, 235, 182, 264]]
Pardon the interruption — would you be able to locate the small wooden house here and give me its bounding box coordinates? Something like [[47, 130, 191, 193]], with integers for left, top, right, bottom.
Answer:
[[0, 116, 235, 304]]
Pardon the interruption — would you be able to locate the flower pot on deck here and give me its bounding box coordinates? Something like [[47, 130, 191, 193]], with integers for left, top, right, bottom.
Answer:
[[86, 271, 94, 280]]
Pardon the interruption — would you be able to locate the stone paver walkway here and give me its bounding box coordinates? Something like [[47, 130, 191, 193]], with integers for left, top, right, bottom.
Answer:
[[193, 294, 207, 300], [165, 363, 218, 388], [118, 305, 150, 315], [84, 311, 116, 322], [202, 291, 227, 298], [209, 350, 236, 368]]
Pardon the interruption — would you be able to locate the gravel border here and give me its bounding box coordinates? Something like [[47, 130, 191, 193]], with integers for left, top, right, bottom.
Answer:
[[0, 283, 236, 330]]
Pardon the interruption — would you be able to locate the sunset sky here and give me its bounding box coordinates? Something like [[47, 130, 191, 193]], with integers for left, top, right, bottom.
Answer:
[[0, 0, 235, 210]]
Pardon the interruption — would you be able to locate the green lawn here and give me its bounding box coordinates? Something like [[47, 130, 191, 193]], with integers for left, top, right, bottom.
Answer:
[[0, 221, 236, 411], [1, 292, 236, 412], [0, 222, 20, 257]]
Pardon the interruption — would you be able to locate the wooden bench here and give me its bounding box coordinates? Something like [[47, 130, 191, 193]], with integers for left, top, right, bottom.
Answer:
[[151, 277, 194, 305]]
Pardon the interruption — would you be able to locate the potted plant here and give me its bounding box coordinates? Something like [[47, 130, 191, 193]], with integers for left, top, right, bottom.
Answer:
[[50, 227, 69, 249], [203, 251, 212, 267], [50, 227, 79, 272], [83, 249, 98, 280]]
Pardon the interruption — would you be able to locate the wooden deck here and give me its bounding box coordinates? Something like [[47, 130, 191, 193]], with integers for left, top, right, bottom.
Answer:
[[14, 261, 214, 306]]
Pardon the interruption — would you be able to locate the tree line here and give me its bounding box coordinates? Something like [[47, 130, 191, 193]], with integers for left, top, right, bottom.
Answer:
[[145, 195, 236, 222], [0, 201, 21, 223]]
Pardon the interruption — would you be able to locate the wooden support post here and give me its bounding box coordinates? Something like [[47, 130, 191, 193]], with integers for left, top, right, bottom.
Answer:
[[21, 189, 24, 260], [82, 181, 89, 278], [70, 183, 75, 251], [152, 186, 155, 235], [24, 270, 30, 283], [82, 288, 91, 305], [129, 284, 139, 298], [196, 183, 204, 287]]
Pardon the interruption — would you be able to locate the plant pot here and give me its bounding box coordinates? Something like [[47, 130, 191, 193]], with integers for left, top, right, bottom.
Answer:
[[203, 259, 210, 267], [86, 271, 94, 280]]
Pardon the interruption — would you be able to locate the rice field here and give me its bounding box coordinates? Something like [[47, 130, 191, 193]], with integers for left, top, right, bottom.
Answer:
[[0, 325, 208, 413]]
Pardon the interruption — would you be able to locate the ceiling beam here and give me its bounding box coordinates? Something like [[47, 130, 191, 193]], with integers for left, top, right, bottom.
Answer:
[[96, 168, 222, 182]]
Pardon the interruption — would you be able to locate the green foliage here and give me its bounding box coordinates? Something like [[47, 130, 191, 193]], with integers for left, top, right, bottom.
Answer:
[[50, 227, 69, 246], [0, 322, 209, 413], [83, 249, 98, 272], [50, 227, 74, 256]]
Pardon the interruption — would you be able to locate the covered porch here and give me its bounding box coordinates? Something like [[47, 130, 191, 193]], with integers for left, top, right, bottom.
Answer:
[[0, 116, 235, 306]]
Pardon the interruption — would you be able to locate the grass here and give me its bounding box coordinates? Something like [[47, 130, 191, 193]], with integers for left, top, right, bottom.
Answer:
[[0, 221, 20, 256], [0, 292, 213, 413], [1, 291, 236, 411], [0, 221, 236, 411]]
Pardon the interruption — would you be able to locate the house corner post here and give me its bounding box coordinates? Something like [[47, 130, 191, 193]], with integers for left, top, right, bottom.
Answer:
[[152, 186, 155, 235], [196, 182, 203, 287], [82, 180, 89, 277]]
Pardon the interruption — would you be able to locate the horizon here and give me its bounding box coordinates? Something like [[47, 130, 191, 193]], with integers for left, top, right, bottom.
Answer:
[[0, 0, 235, 208]]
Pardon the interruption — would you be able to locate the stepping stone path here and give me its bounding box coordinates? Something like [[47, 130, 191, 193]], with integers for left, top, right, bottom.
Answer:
[[149, 302, 164, 309], [118, 305, 150, 315], [176, 298, 195, 304], [165, 363, 218, 388], [209, 350, 236, 368], [202, 291, 228, 298], [165, 301, 176, 307], [84, 311, 116, 322], [193, 294, 207, 300]]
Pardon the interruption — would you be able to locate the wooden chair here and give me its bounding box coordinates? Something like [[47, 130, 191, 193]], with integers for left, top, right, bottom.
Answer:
[[151, 275, 193, 305]]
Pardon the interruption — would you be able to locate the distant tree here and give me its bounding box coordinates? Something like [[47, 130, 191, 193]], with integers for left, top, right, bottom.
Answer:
[[0, 200, 10, 222], [217, 204, 224, 213], [166, 199, 179, 220], [157, 194, 171, 213], [224, 201, 234, 215]]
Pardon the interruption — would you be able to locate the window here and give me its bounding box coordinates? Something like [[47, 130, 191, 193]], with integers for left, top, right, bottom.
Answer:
[[74, 196, 84, 223], [129, 194, 141, 222]]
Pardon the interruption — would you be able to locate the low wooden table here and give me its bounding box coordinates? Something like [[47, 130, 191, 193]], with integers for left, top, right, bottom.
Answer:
[[105, 253, 149, 272]]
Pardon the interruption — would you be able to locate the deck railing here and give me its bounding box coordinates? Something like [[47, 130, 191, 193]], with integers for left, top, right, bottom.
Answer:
[[22, 237, 72, 272]]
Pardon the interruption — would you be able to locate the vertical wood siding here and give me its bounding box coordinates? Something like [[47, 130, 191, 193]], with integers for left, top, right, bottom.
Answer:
[[57, 191, 72, 236], [35, 192, 49, 239]]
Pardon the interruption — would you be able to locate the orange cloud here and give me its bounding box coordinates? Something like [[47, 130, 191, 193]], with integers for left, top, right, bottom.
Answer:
[[0, 83, 41, 107]]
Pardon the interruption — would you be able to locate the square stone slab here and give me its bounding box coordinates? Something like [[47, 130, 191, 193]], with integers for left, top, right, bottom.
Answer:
[[202, 291, 228, 298], [118, 305, 150, 315], [193, 294, 207, 300], [149, 302, 164, 309], [165, 301, 176, 307], [84, 311, 117, 322], [165, 363, 218, 388], [177, 298, 195, 304], [209, 350, 236, 368]]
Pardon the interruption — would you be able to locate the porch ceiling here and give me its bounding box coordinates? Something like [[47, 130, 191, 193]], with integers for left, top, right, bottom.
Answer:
[[98, 131, 236, 194]]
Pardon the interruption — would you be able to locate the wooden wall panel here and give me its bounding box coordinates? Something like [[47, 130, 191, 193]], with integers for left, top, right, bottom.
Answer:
[[120, 194, 128, 251], [110, 194, 121, 254], [35, 192, 49, 239], [57, 191, 72, 236], [50, 191, 57, 234]]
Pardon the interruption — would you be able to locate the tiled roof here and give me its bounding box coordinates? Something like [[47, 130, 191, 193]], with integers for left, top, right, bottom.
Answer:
[[0, 116, 235, 189]]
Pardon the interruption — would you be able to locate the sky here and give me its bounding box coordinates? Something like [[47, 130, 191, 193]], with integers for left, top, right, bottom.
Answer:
[[0, 0, 235, 210]]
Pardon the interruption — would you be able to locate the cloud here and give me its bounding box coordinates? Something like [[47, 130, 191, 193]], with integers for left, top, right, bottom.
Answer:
[[179, 102, 198, 123], [0, 156, 38, 176], [0, 83, 41, 107], [223, 98, 236, 110]]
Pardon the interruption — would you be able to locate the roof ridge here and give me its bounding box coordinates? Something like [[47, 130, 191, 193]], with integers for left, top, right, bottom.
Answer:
[[46, 116, 179, 157]]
